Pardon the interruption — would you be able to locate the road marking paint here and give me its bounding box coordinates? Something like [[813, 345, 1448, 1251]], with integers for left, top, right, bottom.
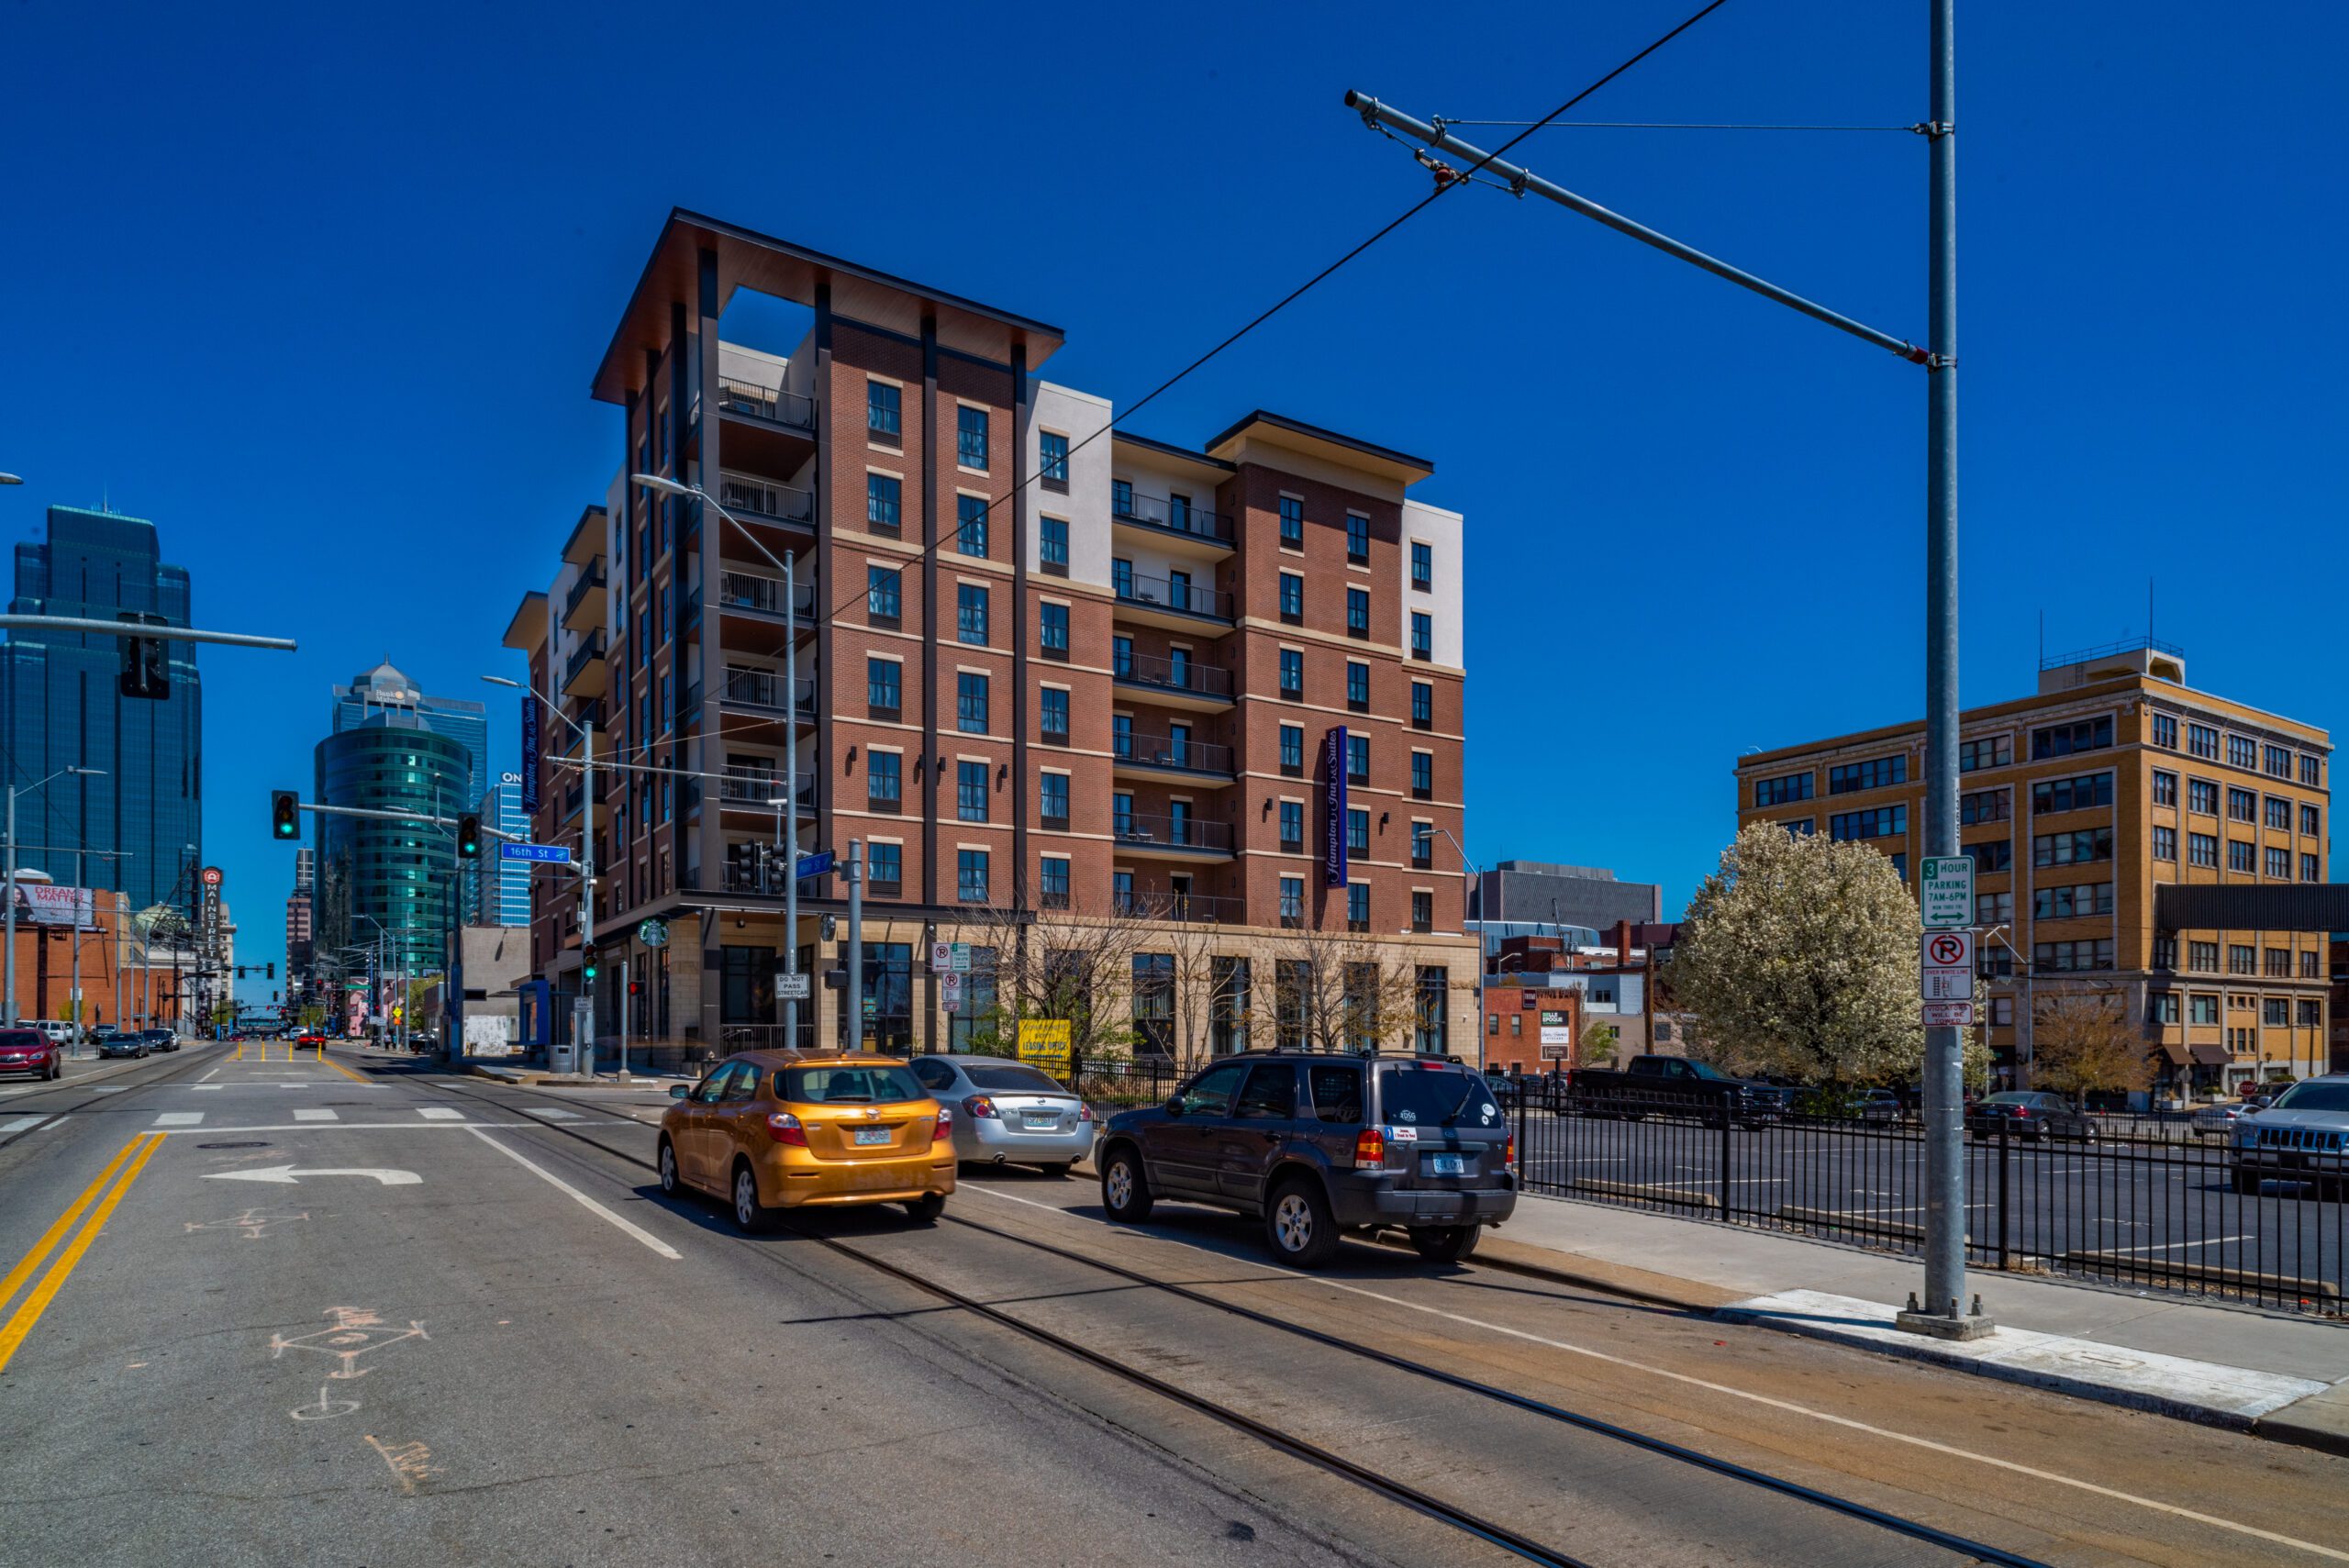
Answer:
[[363, 1434, 439, 1494], [35, 1116, 66, 1129], [526, 1107, 582, 1120], [0, 1133, 150, 1313], [320, 1053, 372, 1085], [191, 1084, 225, 1092], [0, 1117, 47, 1134], [293, 1108, 339, 1123], [416, 1107, 464, 1121], [90, 1085, 128, 1095], [2110, 1233, 2255, 1254], [153, 1120, 536, 1133], [198, 1067, 221, 1083], [152, 1112, 204, 1128], [465, 1128, 680, 1259], [963, 1184, 2349, 1564], [0, 1133, 163, 1372]]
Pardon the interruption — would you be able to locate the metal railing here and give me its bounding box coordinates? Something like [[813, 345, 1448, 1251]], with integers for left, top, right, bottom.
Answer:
[[1113, 490, 1233, 544], [1110, 811, 1232, 852], [562, 561, 606, 620], [717, 376, 815, 431], [1113, 650, 1234, 700], [716, 768, 811, 808], [717, 568, 817, 620], [562, 630, 606, 685], [1113, 567, 1230, 621], [1114, 729, 1233, 775], [718, 472, 815, 527], [1510, 1084, 2347, 1317], [1111, 888, 1244, 924], [718, 669, 816, 717]]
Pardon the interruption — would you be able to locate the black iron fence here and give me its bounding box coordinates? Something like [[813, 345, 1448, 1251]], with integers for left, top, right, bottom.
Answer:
[[1512, 1084, 2346, 1317]]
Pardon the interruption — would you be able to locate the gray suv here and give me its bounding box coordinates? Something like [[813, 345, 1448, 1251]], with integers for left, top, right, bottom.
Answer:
[[1095, 1051, 1516, 1267]]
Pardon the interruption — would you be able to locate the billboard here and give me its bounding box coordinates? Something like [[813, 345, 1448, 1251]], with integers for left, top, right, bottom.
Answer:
[[14, 883, 95, 929], [1321, 725, 1349, 888]]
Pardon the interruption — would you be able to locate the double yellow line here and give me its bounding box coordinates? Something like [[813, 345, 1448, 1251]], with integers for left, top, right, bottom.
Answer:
[[0, 1133, 163, 1373]]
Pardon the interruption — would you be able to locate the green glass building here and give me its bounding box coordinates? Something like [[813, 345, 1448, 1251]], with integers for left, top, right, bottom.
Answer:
[[313, 713, 470, 979]]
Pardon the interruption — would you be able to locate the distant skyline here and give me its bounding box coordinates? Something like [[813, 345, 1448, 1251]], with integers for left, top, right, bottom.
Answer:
[[4, 0, 2340, 978]]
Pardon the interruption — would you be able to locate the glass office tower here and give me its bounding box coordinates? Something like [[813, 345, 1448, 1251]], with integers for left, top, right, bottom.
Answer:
[[313, 714, 471, 978]]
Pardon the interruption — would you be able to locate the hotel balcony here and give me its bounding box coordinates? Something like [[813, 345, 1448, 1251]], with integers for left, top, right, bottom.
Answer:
[[1112, 649, 1233, 711], [1111, 487, 1233, 554], [562, 629, 608, 698], [1112, 565, 1232, 632], [561, 560, 607, 632], [1111, 810, 1233, 863], [716, 566, 817, 628], [1113, 728, 1234, 784]]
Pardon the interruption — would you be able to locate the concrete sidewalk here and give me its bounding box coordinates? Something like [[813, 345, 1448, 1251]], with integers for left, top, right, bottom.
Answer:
[[1475, 1193, 2349, 1457], [464, 1062, 692, 1088]]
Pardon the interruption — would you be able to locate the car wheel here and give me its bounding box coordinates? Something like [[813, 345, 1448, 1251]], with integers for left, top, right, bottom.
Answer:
[[1264, 1178, 1340, 1269], [657, 1139, 684, 1198], [729, 1162, 770, 1232], [902, 1191, 946, 1224], [2232, 1167, 2263, 1196], [1410, 1224, 1481, 1263], [1036, 1162, 1072, 1181], [1100, 1145, 1154, 1224]]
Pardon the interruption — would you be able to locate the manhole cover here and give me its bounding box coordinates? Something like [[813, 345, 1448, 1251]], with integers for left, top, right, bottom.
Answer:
[[197, 1140, 271, 1150]]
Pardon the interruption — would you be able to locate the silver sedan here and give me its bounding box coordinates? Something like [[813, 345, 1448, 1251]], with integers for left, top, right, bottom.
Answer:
[[907, 1053, 1095, 1175]]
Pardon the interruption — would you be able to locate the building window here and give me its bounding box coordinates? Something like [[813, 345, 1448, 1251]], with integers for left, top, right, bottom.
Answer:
[[867, 380, 901, 441], [957, 673, 988, 734], [2188, 778, 2219, 814], [1411, 751, 1433, 799], [1279, 876, 1304, 928], [1755, 773, 1815, 806], [1280, 724, 1304, 776], [1828, 756, 1907, 795], [1346, 734, 1369, 784], [956, 494, 988, 559], [1831, 806, 1908, 842], [957, 583, 989, 645], [1782, 817, 1816, 838], [1346, 588, 1370, 638], [1279, 800, 1304, 852], [1978, 944, 2013, 978], [2189, 940, 2218, 973], [2227, 734, 2257, 770], [1040, 602, 1069, 658], [2154, 935, 2178, 970], [2228, 840, 2255, 873], [1960, 788, 2009, 825], [2300, 802, 2321, 836], [2265, 946, 2292, 978], [1411, 891, 1433, 934], [1411, 821, 1434, 870], [2227, 785, 2256, 822], [2032, 716, 2113, 760], [2228, 943, 2255, 975], [2300, 753, 2322, 786], [2188, 723, 2219, 759], [1040, 431, 1070, 492], [1347, 882, 1371, 932], [2303, 852, 2321, 883], [1409, 540, 1431, 590], [2032, 882, 2114, 919], [2148, 993, 2179, 1026], [954, 761, 987, 823], [1111, 478, 1133, 517], [1041, 688, 1069, 743], [1346, 661, 1370, 711], [866, 566, 901, 624], [1278, 495, 1304, 550], [1040, 516, 1068, 575], [1346, 808, 1369, 856], [2266, 846, 2291, 879], [1040, 856, 1070, 909], [2033, 939, 2115, 973], [1345, 513, 1370, 562], [1279, 650, 1303, 699], [1279, 573, 1304, 623], [867, 658, 901, 719], [2153, 825, 2177, 862], [866, 751, 901, 807], [2264, 743, 2292, 778], [868, 841, 902, 893], [1411, 681, 1434, 730], [957, 406, 988, 469], [1111, 714, 1130, 760], [2152, 770, 2178, 806], [1958, 736, 2011, 772], [2150, 713, 2177, 750], [2032, 826, 2110, 865], [1039, 772, 1069, 830], [2262, 997, 2289, 1028], [2188, 831, 2218, 867], [957, 849, 989, 904], [2190, 993, 2220, 1025], [866, 473, 901, 530], [2032, 772, 2113, 814], [2265, 795, 2291, 830], [1976, 890, 2012, 925], [1410, 612, 1431, 661]]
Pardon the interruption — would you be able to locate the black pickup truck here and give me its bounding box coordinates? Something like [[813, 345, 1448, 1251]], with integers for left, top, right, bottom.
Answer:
[[1567, 1054, 1788, 1127]]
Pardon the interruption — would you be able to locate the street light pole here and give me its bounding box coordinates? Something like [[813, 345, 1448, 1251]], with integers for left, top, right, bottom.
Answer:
[[1437, 827, 1485, 1073], [484, 675, 596, 1073]]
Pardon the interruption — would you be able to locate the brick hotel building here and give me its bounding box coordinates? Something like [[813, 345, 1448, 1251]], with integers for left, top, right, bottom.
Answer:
[[505, 210, 1474, 1057]]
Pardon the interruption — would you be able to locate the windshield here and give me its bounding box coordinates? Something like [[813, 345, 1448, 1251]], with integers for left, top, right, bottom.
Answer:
[[778, 1065, 930, 1105], [0, 1031, 41, 1049], [1375, 1063, 1501, 1130], [2268, 1082, 2349, 1115], [1982, 1093, 2038, 1106], [963, 1063, 1068, 1094]]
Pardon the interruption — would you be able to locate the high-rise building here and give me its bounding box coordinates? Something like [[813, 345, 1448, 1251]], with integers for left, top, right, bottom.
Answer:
[[0, 505, 202, 912], [333, 661, 488, 811], [1468, 862, 1663, 935], [462, 780, 531, 928], [312, 705, 471, 980], [504, 210, 1475, 1055], [1736, 641, 2331, 1096]]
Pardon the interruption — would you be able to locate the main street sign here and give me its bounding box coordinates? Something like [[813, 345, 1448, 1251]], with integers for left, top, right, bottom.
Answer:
[[1920, 854, 1975, 930], [500, 842, 573, 864], [1920, 929, 1975, 1001]]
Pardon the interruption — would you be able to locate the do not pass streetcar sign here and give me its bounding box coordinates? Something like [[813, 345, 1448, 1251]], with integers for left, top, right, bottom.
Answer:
[[1919, 854, 1974, 929]]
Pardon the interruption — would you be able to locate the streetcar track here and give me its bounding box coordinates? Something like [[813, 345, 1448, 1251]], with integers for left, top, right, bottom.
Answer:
[[0, 1045, 227, 1152], [408, 1063, 2039, 1567]]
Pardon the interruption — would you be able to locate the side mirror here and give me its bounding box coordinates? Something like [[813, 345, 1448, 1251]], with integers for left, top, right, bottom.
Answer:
[[1163, 1096, 1184, 1118], [668, 1084, 689, 1100]]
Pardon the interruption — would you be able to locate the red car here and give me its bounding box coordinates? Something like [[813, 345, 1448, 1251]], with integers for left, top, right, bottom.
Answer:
[[0, 1028, 61, 1081]]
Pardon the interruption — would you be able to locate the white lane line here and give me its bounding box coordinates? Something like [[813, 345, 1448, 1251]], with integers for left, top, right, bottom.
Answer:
[[417, 1106, 465, 1122], [91, 1085, 128, 1095], [198, 1067, 221, 1083], [154, 1120, 535, 1133], [152, 1111, 205, 1128], [2110, 1233, 2255, 1254], [0, 1116, 47, 1133], [526, 1107, 583, 1120], [191, 1084, 225, 1092], [961, 1185, 2349, 1564], [465, 1128, 680, 1260], [293, 1108, 339, 1123], [37, 1115, 67, 1129]]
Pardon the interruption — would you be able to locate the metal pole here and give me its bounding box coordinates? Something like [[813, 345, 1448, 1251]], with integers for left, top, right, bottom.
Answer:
[[580, 713, 596, 1078], [783, 550, 800, 1053], [69, 848, 83, 1053], [845, 839, 864, 1051], [1914, 0, 1979, 1336], [4, 786, 17, 1025], [619, 955, 630, 1076]]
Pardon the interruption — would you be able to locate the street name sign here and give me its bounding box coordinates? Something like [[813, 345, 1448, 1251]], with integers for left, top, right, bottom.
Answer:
[[1920, 929, 1975, 1001], [1921, 1000, 1976, 1027], [1920, 854, 1975, 929], [796, 851, 834, 880], [500, 842, 573, 864]]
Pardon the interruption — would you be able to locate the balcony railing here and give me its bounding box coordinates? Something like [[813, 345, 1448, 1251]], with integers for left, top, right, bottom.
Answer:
[[1113, 567, 1230, 622], [1110, 811, 1232, 853], [1112, 887, 1244, 924], [717, 376, 815, 431], [717, 568, 817, 621], [718, 768, 814, 809], [719, 668, 817, 717], [718, 472, 816, 527], [1112, 650, 1234, 701], [1114, 729, 1233, 775], [562, 561, 607, 621], [562, 630, 606, 685], [1114, 490, 1233, 545]]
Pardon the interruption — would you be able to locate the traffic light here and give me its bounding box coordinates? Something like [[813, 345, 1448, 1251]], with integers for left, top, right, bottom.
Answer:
[[118, 617, 170, 700], [582, 944, 598, 982], [456, 814, 482, 860], [628, 979, 642, 996], [272, 791, 300, 840]]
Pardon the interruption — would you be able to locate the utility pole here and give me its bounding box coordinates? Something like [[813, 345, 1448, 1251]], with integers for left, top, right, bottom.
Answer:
[[845, 839, 864, 1051], [783, 550, 800, 1053], [578, 710, 596, 1077], [4, 766, 104, 1026]]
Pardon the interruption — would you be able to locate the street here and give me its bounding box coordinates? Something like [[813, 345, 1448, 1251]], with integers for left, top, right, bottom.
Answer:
[[0, 1043, 2342, 1567]]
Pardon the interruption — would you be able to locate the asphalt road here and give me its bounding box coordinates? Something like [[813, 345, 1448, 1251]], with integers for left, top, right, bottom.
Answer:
[[0, 1043, 2340, 1566], [1515, 1107, 2348, 1304]]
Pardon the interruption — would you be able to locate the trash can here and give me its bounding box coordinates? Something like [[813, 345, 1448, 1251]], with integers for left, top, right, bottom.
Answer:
[[549, 1039, 580, 1075]]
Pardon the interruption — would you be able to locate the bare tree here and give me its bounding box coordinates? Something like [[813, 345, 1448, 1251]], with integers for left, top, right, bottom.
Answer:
[[2031, 988, 2154, 1105], [1252, 921, 1430, 1055], [949, 893, 1160, 1065]]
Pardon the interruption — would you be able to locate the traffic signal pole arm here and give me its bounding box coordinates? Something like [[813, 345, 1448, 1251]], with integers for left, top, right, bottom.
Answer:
[[278, 799, 523, 841], [0, 614, 298, 651]]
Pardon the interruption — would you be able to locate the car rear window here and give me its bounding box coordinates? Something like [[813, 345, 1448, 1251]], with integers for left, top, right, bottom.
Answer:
[[1375, 1063, 1499, 1129], [963, 1063, 1067, 1094], [778, 1065, 929, 1105], [2270, 1082, 2349, 1114]]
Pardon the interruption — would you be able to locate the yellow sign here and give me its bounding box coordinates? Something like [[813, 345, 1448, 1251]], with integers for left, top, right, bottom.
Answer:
[[1017, 1018, 1073, 1077]]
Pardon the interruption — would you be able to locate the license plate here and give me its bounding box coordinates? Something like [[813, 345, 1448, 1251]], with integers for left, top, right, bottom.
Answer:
[[852, 1128, 891, 1146], [1429, 1153, 1464, 1176], [1021, 1113, 1059, 1129]]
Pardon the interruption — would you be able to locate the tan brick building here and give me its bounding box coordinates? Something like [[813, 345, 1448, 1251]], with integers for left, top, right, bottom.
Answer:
[[503, 210, 1475, 1062], [1735, 642, 2330, 1096]]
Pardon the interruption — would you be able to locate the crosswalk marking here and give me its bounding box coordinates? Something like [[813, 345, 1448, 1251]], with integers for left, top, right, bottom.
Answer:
[[528, 1107, 582, 1120], [0, 1116, 47, 1133], [191, 1084, 224, 1092], [417, 1107, 464, 1121], [153, 1112, 204, 1128], [292, 1108, 338, 1122], [91, 1085, 128, 1095]]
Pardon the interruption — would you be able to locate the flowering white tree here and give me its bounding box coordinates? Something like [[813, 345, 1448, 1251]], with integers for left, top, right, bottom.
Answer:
[[1668, 821, 1929, 1085]]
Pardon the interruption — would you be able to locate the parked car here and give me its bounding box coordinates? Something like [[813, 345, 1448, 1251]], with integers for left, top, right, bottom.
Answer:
[[141, 1029, 179, 1053], [1568, 1054, 1788, 1127], [0, 1028, 61, 1080], [1094, 1051, 1516, 1268], [2228, 1075, 2349, 1196], [1965, 1091, 2098, 1142], [99, 1031, 150, 1059], [11, 1019, 73, 1048], [1854, 1089, 1905, 1122], [906, 1054, 1094, 1175], [2191, 1099, 2266, 1139], [659, 1050, 954, 1229]]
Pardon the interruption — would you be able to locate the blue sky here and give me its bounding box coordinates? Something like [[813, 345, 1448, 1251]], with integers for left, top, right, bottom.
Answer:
[[3, 1, 2341, 979]]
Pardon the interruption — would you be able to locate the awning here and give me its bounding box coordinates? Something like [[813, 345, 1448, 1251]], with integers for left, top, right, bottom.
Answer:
[[2189, 1043, 2232, 1067], [2156, 1040, 2191, 1066]]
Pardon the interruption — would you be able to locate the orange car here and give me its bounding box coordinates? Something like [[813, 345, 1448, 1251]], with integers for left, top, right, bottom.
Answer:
[[660, 1050, 954, 1230]]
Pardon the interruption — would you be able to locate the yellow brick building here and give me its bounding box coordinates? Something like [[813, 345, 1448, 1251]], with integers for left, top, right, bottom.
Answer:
[[1734, 643, 2330, 1097]]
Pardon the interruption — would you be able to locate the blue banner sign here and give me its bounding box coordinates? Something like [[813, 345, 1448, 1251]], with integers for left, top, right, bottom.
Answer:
[[499, 841, 573, 864], [519, 695, 540, 813], [1322, 725, 1349, 888]]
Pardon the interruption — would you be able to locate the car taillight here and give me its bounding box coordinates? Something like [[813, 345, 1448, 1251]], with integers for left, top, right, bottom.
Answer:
[[963, 1095, 999, 1119], [933, 1106, 953, 1141], [1505, 1132, 1516, 1169], [1077, 1103, 1096, 1123], [1353, 1127, 1385, 1168], [2014, 1107, 2032, 1118], [765, 1111, 807, 1146]]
